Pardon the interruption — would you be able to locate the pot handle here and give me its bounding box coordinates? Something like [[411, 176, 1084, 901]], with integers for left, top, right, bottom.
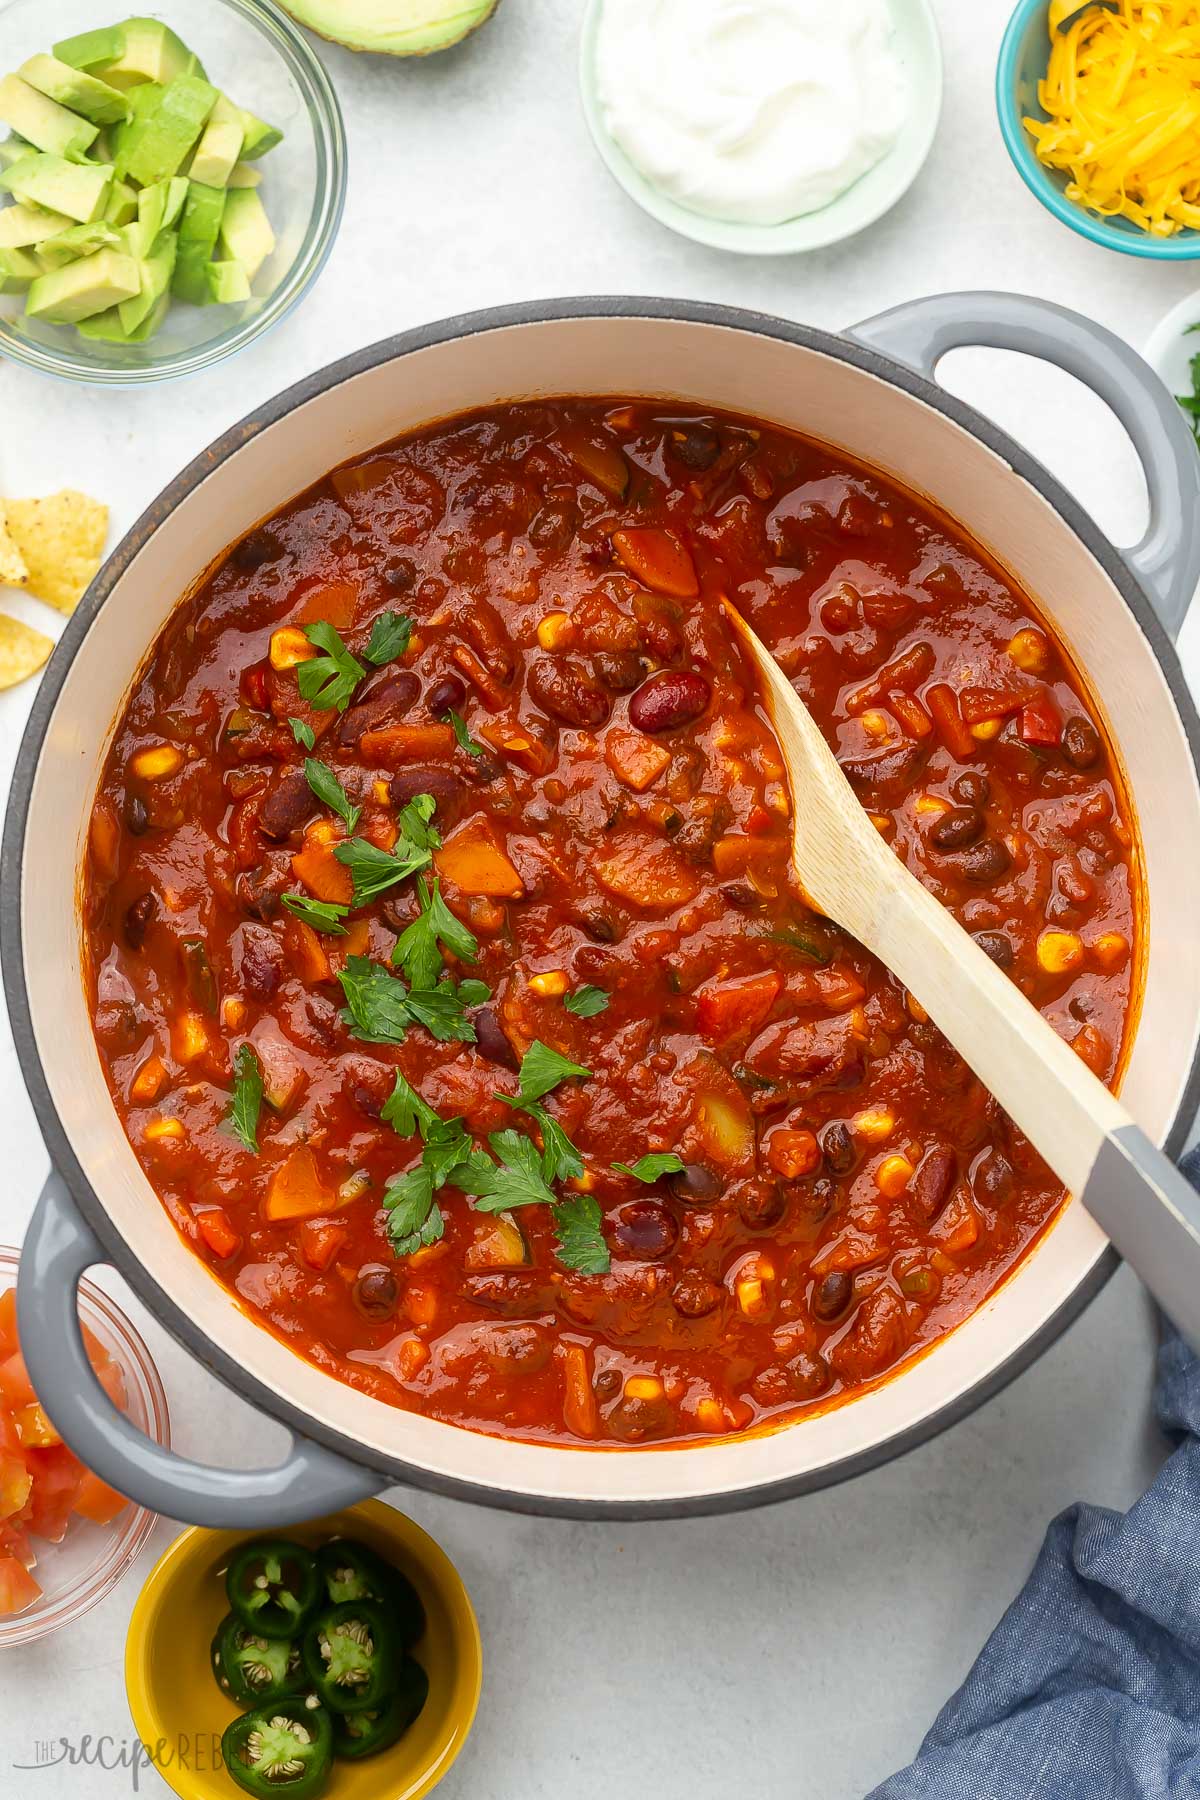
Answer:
[[848, 291, 1200, 640], [19, 1170, 382, 1527]]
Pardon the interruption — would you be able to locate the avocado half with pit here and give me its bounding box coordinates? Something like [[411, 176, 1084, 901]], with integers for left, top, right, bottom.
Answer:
[[279, 0, 499, 57]]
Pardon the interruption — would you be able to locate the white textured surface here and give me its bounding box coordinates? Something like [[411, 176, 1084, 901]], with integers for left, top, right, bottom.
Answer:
[[0, 1, 1197, 1794]]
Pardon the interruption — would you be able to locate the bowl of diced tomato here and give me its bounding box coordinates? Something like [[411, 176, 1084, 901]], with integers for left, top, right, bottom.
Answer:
[[0, 1248, 169, 1644]]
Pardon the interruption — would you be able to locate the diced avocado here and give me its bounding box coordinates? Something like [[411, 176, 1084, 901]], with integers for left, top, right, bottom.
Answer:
[[53, 26, 127, 73], [204, 259, 250, 304], [0, 244, 43, 288], [0, 135, 33, 169], [3, 154, 114, 223], [25, 245, 140, 322], [79, 285, 169, 341], [226, 161, 261, 189], [93, 18, 205, 90], [0, 75, 99, 161], [119, 74, 217, 186], [0, 202, 73, 248], [37, 220, 121, 270], [276, 0, 500, 57], [171, 179, 225, 303], [120, 226, 176, 331], [19, 55, 131, 126], [104, 176, 138, 223], [189, 116, 243, 188], [236, 107, 282, 161], [109, 80, 160, 168], [162, 174, 188, 228], [218, 186, 274, 282]]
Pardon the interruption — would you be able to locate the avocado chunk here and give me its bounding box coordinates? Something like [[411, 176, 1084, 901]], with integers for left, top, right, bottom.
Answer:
[[2, 153, 114, 223], [226, 161, 261, 189], [19, 55, 131, 126], [0, 135, 33, 169], [204, 259, 250, 304], [120, 226, 176, 331], [189, 98, 243, 188], [0, 202, 73, 248], [0, 244, 43, 289], [78, 284, 169, 341], [36, 220, 121, 270], [104, 175, 138, 223], [278, 0, 500, 56], [171, 179, 225, 302], [53, 26, 127, 73], [218, 185, 274, 282], [235, 107, 282, 161], [90, 18, 205, 90], [25, 245, 140, 321], [109, 79, 160, 168], [0, 74, 99, 160], [118, 74, 216, 185]]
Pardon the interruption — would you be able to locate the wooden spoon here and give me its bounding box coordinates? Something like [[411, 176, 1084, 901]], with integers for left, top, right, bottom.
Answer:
[[726, 602, 1200, 1343]]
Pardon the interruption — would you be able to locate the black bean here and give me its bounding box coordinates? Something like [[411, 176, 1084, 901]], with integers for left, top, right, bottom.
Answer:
[[788, 1351, 832, 1400], [475, 1006, 519, 1072], [354, 1268, 399, 1320], [820, 1121, 857, 1175], [672, 426, 721, 470], [123, 892, 156, 951], [667, 1162, 724, 1205], [614, 1200, 678, 1259], [961, 839, 1011, 883], [720, 881, 760, 910], [577, 908, 619, 943], [839, 739, 925, 792], [351, 1084, 383, 1119], [974, 1149, 1014, 1206], [124, 792, 149, 836], [594, 1367, 622, 1399], [1062, 716, 1101, 769], [931, 806, 985, 850], [230, 529, 280, 573], [811, 1270, 853, 1322], [737, 1179, 786, 1230], [259, 770, 316, 841], [672, 1271, 722, 1318], [973, 929, 1014, 967], [427, 673, 467, 718], [527, 500, 579, 552], [951, 770, 990, 807], [385, 558, 417, 593]]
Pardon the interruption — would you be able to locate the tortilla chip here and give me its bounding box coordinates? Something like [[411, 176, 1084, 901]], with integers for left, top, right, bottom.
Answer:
[[0, 506, 27, 589], [3, 489, 109, 614], [0, 613, 53, 689]]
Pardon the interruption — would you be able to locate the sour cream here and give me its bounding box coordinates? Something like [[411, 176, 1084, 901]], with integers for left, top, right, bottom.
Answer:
[[594, 0, 910, 227]]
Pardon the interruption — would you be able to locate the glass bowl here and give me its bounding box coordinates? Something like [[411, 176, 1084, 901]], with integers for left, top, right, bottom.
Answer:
[[0, 1246, 170, 1646], [0, 0, 347, 383]]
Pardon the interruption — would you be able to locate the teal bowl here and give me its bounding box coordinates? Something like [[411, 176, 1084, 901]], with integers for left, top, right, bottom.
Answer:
[[997, 0, 1200, 260]]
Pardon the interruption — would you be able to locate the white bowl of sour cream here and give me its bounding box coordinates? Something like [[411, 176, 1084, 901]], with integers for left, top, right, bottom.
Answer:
[[580, 0, 942, 254]]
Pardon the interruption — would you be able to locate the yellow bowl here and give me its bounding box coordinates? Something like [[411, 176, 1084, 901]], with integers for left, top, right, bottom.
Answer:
[[124, 1500, 482, 1800]]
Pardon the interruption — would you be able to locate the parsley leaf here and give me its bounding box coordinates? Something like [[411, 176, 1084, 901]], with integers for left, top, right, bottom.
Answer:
[[498, 1095, 583, 1184], [229, 1043, 263, 1154], [304, 758, 361, 832], [395, 792, 441, 856], [403, 980, 479, 1043], [364, 609, 413, 666], [473, 1128, 559, 1213], [335, 834, 433, 907], [445, 708, 485, 758], [282, 893, 350, 936], [380, 1071, 441, 1140], [338, 956, 416, 1045], [288, 717, 316, 750], [613, 1152, 686, 1183], [516, 1039, 591, 1104], [392, 876, 479, 989], [552, 1193, 610, 1274], [382, 1163, 443, 1256], [563, 985, 609, 1018], [297, 620, 366, 713]]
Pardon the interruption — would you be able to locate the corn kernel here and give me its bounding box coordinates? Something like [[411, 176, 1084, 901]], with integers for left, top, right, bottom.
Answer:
[[869, 813, 894, 837], [696, 1397, 728, 1433], [1090, 931, 1129, 974], [143, 1117, 184, 1142], [173, 1012, 210, 1064], [861, 709, 892, 739], [915, 794, 951, 816], [569, 1170, 596, 1193], [876, 1153, 915, 1198], [222, 997, 248, 1031], [853, 1107, 895, 1143], [1037, 929, 1085, 976], [1007, 627, 1051, 674], [529, 970, 569, 997], [269, 626, 314, 671], [969, 718, 1003, 741], [625, 1375, 664, 1402], [536, 611, 575, 650], [736, 1277, 768, 1318], [372, 780, 390, 805], [130, 743, 183, 781], [906, 993, 929, 1025]]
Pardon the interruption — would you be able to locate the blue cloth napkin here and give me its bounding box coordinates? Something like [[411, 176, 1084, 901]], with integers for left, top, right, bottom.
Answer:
[[870, 1146, 1200, 1800]]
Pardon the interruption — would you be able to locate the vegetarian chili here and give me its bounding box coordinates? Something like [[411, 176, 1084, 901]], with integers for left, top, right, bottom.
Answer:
[[83, 399, 1139, 1447]]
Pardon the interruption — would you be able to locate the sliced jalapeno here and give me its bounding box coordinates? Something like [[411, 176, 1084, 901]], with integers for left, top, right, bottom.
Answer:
[[332, 1655, 430, 1760], [221, 1699, 332, 1798], [226, 1539, 322, 1640], [315, 1538, 426, 1645], [301, 1599, 399, 1714], [211, 1611, 305, 1706]]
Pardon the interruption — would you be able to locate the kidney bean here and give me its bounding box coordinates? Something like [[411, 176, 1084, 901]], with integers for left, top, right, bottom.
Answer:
[[475, 1005, 519, 1071], [668, 1162, 724, 1205], [593, 650, 645, 693], [236, 924, 284, 1000], [973, 930, 1014, 968], [352, 1083, 384, 1119], [811, 1269, 853, 1322], [123, 892, 156, 951], [304, 994, 341, 1047], [526, 655, 610, 727], [961, 838, 1011, 883], [466, 600, 516, 683], [237, 868, 284, 920], [427, 673, 467, 718], [230, 529, 281, 572], [911, 1145, 955, 1219], [259, 771, 315, 841], [839, 739, 925, 792], [931, 806, 985, 851], [338, 669, 420, 744], [388, 767, 466, 819], [614, 1200, 679, 1259], [1062, 716, 1101, 768], [672, 1271, 723, 1318], [672, 425, 721, 470], [951, 770, 989, 807], [354, 1268, 399, 1321], [628, 669, 712, 734]]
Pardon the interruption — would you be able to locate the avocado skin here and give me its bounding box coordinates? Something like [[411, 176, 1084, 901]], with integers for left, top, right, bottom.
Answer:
[[278, 0, 500, 57]]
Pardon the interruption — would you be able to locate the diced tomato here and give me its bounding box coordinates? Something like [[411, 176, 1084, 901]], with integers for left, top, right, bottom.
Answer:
[[0, 1288, 17, 1359], [0, 1519, 36, 1570], [25, 1445, 85, 1544], [195, 1207, 242, 1261], [1020, 691, 1062, 747], [958, 684, 1029, 727], [0, 1451, 32, 1520], [0, 1352, 36, 1411], [13, 1404, 61, 1449], [239, 662, 269, 711], [73, 1471, 129, 1527], [611, 527, 699, 598], [696, 972, 782, 1042], [0, 1554, 42, 1616], [298, 1220, 349, 1273]]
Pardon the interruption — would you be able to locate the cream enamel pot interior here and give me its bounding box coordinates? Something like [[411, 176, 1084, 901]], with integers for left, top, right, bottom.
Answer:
[[9, 293, 1200, 1524]]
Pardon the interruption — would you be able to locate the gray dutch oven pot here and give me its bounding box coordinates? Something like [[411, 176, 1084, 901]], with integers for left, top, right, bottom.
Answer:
[[8, 292, 1200, 1525]]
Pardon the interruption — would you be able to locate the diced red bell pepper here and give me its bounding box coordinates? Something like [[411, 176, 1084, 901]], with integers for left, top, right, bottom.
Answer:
[[696, 971, 782, 1042], [239, 662, 269, 712], [73, 1471, 129, 1527], [298, 1220, 349, 1274], [1020, 691, 1063, 747], [0, 1554, 41, 1616]]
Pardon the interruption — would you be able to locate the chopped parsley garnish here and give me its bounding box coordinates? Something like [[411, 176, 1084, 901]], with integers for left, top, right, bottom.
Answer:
[[380, 1083, 492, 1255], [395, 792, 442, 859], [335, 834, 433, 907], [445, 707, 485, 757], [516, 1039, 591, 1104], [297, 620, 366, 714], [383, 1166, 444, 1257], [498, 1096, 584, 1184], [563, 984, 609, 1018], [364, 609, 413, 666], [551, 1194, 609, 1275], [1176, 324, 1200, 447], [392, 876, 478, 988], [381, 1070, 441, 1139], [281, 893, 350, 936], [288, 716, 316, 750], [472, 1129, 558, 1213], [337, 957, 478, 1046], [304, 757, 361, 832], [229, 1043, 263, 1154], [613, 1152, 686, 1183]]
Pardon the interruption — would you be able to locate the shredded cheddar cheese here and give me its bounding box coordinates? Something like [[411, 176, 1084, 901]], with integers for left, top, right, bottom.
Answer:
[[1025, 1, 1200, 236]]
